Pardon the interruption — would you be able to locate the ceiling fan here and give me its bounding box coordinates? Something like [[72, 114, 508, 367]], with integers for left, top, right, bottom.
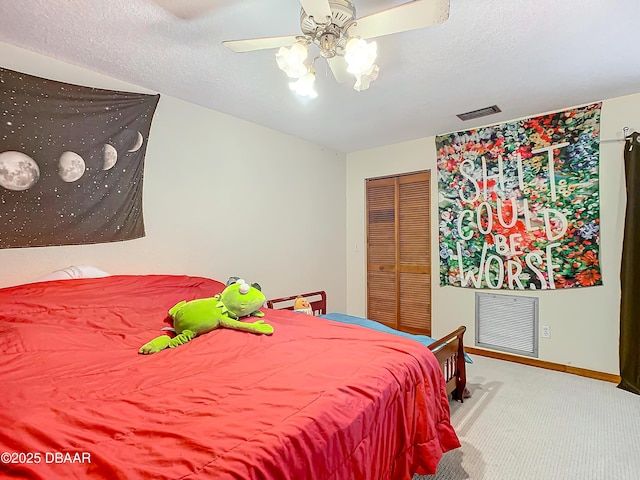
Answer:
[[222, 0, 450, 97]]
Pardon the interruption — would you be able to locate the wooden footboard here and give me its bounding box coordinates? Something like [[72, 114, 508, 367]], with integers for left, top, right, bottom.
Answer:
[[427, 326, 467, 402]]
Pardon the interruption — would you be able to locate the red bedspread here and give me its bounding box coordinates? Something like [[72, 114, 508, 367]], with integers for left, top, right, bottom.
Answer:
[[0, 275, 459, 479]]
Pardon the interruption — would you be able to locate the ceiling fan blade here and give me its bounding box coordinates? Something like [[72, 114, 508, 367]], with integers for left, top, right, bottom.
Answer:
[[327, 56, 352, 83], [222, 35, 299, 53], [299, 0, 332, 23], [349, 0, 450, 40]]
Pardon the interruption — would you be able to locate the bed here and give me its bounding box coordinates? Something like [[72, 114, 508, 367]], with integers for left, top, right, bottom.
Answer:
[[266, 292, 468, 403], [0, 275, 460, 479]]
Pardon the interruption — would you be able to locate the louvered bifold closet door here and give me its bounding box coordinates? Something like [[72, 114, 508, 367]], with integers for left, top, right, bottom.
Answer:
[[366, 172, 431, 335], [366, 177, 397, 329], [398, 173, 431, 335]]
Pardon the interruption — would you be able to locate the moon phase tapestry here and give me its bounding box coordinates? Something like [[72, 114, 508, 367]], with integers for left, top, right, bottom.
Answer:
[[0, 67, 160, 248]]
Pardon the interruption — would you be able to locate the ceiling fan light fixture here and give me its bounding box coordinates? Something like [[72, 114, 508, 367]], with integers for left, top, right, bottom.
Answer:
[[276, 41, 309, 78], [289, 69, 318, 98], [225, 0, 451, 97]]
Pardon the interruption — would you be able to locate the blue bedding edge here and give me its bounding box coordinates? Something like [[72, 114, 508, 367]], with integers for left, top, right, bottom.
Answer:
[[319, 312, 472, 364]]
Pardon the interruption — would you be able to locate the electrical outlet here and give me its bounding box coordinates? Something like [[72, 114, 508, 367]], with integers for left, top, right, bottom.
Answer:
[[541, 325, 551, 338]]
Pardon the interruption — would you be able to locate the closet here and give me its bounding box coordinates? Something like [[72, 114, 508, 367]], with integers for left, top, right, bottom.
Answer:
[[366, 171, 432, 335]]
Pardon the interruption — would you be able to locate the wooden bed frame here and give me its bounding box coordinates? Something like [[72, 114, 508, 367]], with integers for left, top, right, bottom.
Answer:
[[267, 292, 467, 402]]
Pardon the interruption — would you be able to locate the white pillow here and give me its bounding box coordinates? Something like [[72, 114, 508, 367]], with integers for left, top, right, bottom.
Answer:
[[30, 265, 111, 283]]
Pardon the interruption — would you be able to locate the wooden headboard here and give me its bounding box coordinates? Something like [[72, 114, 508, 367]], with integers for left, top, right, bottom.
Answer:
[[266, 291, 327, 316]]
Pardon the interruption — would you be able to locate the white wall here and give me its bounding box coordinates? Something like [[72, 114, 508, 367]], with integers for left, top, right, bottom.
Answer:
[[0, 42, 348, 312], [346, 94, 640, 375]]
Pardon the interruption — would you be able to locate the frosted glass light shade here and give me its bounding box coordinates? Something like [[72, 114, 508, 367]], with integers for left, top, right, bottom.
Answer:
[[289, 70, 318, 98], [353, 64, 380, 91], [276, 41, 309, 78], [344, 38, 377, 75]]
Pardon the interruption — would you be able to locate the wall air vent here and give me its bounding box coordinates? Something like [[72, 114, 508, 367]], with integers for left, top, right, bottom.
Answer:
[[457, 105, 502, 121], [476, 292, 539, 357]]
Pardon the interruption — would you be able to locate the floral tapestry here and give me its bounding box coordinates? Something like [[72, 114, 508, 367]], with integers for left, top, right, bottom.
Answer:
[[436, 103, 602, 290]]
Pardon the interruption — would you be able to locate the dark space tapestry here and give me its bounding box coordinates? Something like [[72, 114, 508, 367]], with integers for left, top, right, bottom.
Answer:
[[0, 67, 160, 248]]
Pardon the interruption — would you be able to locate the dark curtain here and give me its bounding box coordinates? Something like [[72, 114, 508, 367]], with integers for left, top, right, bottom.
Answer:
[[619, 131, 640, 395]]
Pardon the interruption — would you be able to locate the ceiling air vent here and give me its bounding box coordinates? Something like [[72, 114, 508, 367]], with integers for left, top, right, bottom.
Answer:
[[457, 105, 502, 121]]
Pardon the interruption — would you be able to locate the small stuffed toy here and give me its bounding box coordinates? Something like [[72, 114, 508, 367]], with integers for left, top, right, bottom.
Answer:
[[293, 296, 313, 315], [139, 278, 273, 355]]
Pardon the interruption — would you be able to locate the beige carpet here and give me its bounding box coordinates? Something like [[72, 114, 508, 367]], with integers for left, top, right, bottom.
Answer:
[[417, 355, 640, 480]]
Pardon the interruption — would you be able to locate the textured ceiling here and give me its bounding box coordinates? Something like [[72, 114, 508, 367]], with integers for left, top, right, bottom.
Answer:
[[0, 0, 639, 153]]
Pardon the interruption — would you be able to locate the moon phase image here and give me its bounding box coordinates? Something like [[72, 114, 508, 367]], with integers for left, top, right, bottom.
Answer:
[[58, 151, 86, 182], [0, 151, 41, 191], [127, 131, 144, 153], [103, 144, 118, 170]]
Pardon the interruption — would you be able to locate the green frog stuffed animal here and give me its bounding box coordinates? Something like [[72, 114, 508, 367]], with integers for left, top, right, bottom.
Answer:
[[139, 278, 273, 355]]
